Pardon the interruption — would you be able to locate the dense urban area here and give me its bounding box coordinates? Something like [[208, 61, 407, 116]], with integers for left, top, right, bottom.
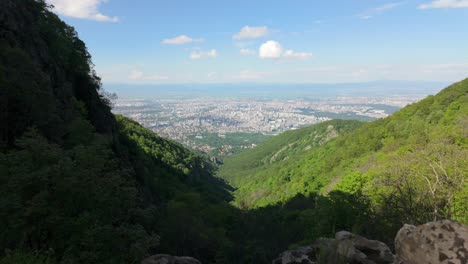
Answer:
[[113, 95, 423, 157]]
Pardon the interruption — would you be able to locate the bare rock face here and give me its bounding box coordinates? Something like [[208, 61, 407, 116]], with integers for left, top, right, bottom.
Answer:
[[394, 220, 468, 264], [335, 231, 394, 264], [272, 232, 394, 264], [141, 254, 201, 264], [272, 245, 316, 264]]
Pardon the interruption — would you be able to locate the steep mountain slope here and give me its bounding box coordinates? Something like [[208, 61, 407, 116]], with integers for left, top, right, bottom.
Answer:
[[0, 1, 235, 263], [221, 80, 468, 214], [218, 119, 363, 188], [0, 0, 114, 148]]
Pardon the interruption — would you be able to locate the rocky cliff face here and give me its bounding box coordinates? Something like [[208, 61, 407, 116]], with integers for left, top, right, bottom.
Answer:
[[272, 220, 468, 264]]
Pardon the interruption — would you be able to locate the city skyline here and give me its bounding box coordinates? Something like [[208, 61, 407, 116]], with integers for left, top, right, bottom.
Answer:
[[112, 93, 424, 156]]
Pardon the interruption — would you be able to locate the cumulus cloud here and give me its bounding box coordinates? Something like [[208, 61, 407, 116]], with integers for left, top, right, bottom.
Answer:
[[240, 49, 256, 55], [161, 35, 203, 45], [259, 40, 284, 59], [419, 0, 468, 9], [190, 49, 218, 60], [259, 41, 312, 60], [359, 2, 401, 19], [129, 70, 168, 81], [233, 26, 269, 40], [46, 0, 118, 22]]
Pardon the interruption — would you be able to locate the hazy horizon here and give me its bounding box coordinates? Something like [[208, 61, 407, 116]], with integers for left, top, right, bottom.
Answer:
[[104, 80, 449, 99]]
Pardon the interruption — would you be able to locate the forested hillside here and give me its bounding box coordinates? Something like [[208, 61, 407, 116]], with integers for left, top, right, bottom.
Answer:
[[2, 2, 370, 263], [219, 119, 363, 188], [0, 1, 235, 263], [221, 79, 468, 222]]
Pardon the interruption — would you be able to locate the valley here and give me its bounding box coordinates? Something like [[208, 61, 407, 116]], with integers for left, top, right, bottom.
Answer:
[[1, 1, 467, 264], [112, 94, 422, 157]]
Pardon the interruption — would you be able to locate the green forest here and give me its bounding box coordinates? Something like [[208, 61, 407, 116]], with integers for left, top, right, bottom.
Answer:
[[0, 1, 467, 264], [219, 80, 468, 218], [187, 132, 271, 158]]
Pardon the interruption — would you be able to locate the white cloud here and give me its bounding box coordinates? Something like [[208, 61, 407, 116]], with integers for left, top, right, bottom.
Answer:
[[129, 70, 168, 81], [161, 35, 203, 45], [419, 0, 468, 9], [190, 49, 218, 60], [283, 50, 313, 60], [359, 2, 401, 19], [259, 40, 284, 59], [240, 49, 256, 55], [259, 41, 312, 60], [375, 2, 402, 11], [46, 0, 118, 22], [233, 26, 269, 40]]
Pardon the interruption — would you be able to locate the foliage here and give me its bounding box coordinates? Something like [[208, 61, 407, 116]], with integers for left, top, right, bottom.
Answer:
[[0, 1, 233, 263], [0, 126, 159, 263], [187, 132, 271, 158], [115, 115, 236, 262], [219, 119, 364, 205], [220, 78, 468, 243], [0, 251, 55, 264], [1, 1, 467, 264]]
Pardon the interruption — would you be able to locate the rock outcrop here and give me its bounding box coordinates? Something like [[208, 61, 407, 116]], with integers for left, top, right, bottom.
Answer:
[[335, 231, 394, 263], [394, 220, 468, 264], [273, 220, 468, 264], [273, 232, 393, 264], [141, 254, 201, 264], [272, 245, 316, 264]]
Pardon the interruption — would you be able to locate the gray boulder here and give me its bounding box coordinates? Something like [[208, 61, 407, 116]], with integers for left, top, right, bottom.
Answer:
[[272, 238, 341, 264], [271, 245, 316, 264], [272, 232, 394, 264], [335, 231, 394, 264], [395, 220, 468, 264], [141, 254, 201, 264]]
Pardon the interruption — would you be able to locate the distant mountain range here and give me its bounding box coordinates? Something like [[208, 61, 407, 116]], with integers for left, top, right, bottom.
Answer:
[[104, 80, 448, 99]]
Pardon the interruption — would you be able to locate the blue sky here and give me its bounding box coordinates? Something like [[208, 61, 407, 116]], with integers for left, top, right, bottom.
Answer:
[[47, 0, 468, 84]]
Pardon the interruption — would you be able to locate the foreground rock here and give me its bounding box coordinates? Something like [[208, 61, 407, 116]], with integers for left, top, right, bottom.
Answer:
[[273, 220, 468, 264], [271, 245, 316, 264], [141, 254, 201, 264], [272, 233, 393, 264], [335, 231, 394, 263], [395, 220, 468, 264]]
